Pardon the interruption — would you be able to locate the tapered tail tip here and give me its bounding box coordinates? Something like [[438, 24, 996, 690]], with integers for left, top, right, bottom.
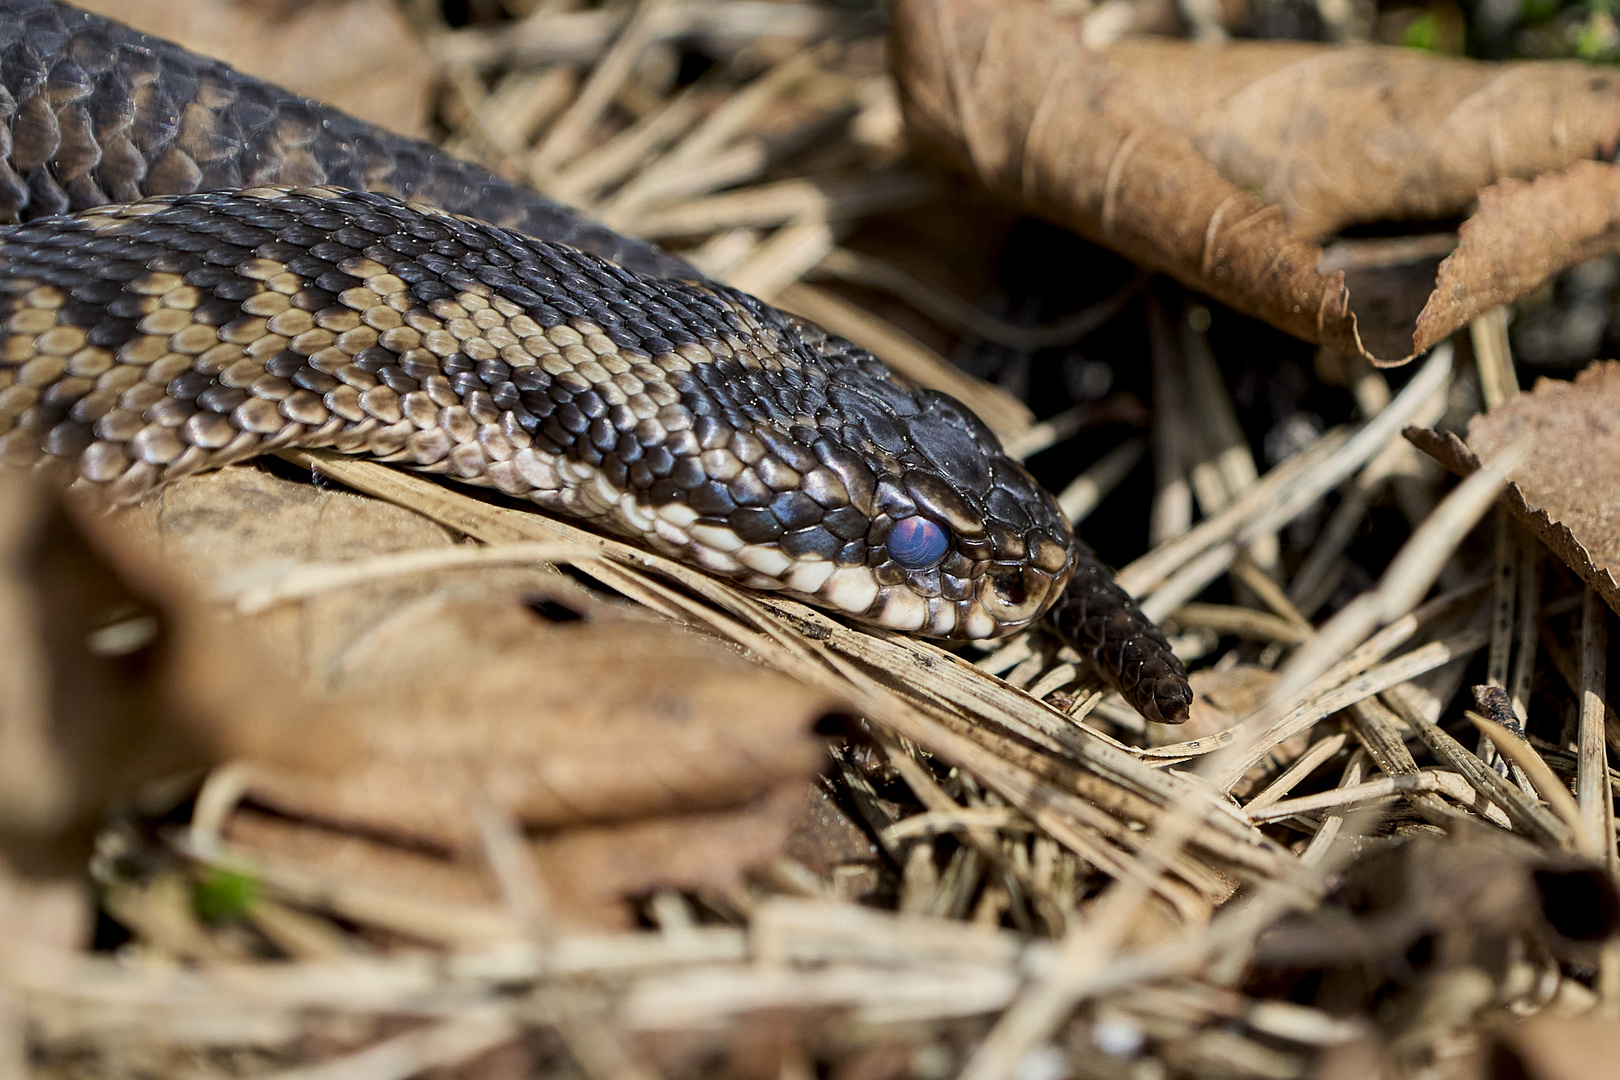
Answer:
[[1136, 675, 1194, 725]]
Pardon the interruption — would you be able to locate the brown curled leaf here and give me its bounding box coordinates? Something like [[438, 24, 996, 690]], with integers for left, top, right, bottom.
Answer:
[[1416, 162, 1620, 345], [1406, 361, 1620, 618], [108, 467, 578, 707], [228, 595, 836, 847], [93, 466, 557, 774], [528, 784, 807, 927], [0, 470, 340, 872], [890, 0, 1620, 365], [1495, 1011, 1620, 1080]]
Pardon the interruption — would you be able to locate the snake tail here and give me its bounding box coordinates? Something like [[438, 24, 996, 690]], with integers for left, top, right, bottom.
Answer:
[[1048, 553, 1193, 724]]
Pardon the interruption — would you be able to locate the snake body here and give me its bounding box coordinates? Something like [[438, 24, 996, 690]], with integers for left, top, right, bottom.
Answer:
[[0, 0, 1193, 723]]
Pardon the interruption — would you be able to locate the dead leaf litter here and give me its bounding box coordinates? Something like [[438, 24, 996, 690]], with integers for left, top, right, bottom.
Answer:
[[6, 1, 1620, 1079]]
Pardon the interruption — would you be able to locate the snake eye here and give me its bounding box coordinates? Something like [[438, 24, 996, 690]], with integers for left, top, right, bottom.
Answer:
[[888, 516, 949, 569]]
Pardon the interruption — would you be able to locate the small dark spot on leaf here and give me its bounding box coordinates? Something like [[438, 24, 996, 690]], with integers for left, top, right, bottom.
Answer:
[[813, 712, 855, 736], [525, 596, 586, 623]]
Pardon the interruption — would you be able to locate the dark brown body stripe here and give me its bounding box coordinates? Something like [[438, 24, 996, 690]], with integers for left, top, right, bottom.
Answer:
[[0, 1, 1193, 722]]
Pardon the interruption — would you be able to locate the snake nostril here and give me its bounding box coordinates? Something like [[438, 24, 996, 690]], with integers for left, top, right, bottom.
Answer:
[[993, 570, 1026, 608], [980, 563, 1047, 625]]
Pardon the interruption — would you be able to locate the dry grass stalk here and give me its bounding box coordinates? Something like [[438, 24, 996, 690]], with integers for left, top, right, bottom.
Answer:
[[809, 248, 1149, 350]]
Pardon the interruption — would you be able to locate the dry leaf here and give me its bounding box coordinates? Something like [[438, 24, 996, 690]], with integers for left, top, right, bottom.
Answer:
[[85, 466, 840, 928], [73, 0, 433, 137], [530, 784, 807, 924], [0, 474, 202, 870], [222, 806, 499, 908], [111, 468, 836, 844], [1184, 665, 1280, 740], [1312, 1040, 1394, 1080], [1495, 1012, 1620, 1080], [107, 467, 576, 700], [1416, 163, 1620, 348], [225, 595, 837, 847], [0, 469, 420, 871], [785, 786, 881, 882], [223, 784, 807, 930], [0, 844, 92, 950], [890, 0, 1620, 364], [1406, 362, 1620, 618], [1178, 666, 1299, 795]]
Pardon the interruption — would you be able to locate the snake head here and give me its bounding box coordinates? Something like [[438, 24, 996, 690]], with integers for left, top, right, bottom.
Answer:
[[687, 308, 1078, 641], [855, 390, 1078, 640]]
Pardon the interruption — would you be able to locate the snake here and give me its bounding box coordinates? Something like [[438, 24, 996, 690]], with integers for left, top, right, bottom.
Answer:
[[0, 0, 1193, 723]]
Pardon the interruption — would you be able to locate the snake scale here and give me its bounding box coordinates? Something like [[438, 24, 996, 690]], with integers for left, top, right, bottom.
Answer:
[[0, 0, 1193, 723]]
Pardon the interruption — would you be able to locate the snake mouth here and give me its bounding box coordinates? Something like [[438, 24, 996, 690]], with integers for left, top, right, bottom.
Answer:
[[978, 561, 1053, 629]]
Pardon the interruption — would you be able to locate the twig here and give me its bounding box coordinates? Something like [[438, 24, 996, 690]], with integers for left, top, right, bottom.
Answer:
[[1345, 697, 1493, 828], [544, 85, 710, 204], [601, 45, 833, 222], [1003, 405, 1090, 461], [1169, 602, 1311, 645], [1247, 767, 1490, 824], [809, 250, 1148, 350], [1389, 686, 1571, 848], [1148, 292, 1195, 546], [258, 1009, 517, 1080], [218, 541, 598, 614], [434, 3, 847, 68], [1132, 343, 1455, 622], [1244, 734, 1347, 812], [1468, 711, 1586, 849], [1469, 306, 1519, 408], [531, 0, 676, 170], [1578, 590, 1613, 865], [623, 171, 935, 237], [1058, 438, 1146, 524], [1300, 751, 1366, 864], [722, 213, 840, 300], [1286, 372, 1449, 615]]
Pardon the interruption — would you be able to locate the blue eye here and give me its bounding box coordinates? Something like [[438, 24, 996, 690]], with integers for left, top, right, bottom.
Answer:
[[888, 516, 949, 569]]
